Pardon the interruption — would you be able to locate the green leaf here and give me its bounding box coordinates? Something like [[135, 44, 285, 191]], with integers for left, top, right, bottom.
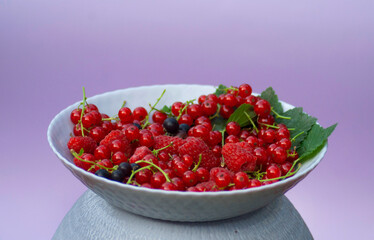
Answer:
[[214, 84, 228, 96], [276, 107, 317, 148], [161, 105, 172, 114], [298, 123, 337, 160], [227, 104, 256, 128], [211, 116, 227, 131], [260, 87, 283, 114]]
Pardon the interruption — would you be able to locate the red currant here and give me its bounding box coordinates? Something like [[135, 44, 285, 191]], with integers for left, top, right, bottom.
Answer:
[[135, 169, 152, 184], [220, 105, 234, 119], [201, 100, 217, 116], [171, 102, 185, 116], [206, 94, 218, 103], [133, 107, 148, 121], [139, 129, 155, 147], [253, 147, 268, 165], [225, 135, 239, 144], [181, 154, 194, 169], [89, 126, 106, 143], [214, 171, 231, 188], [226, 121, 241, 136], [238, 84, 252, 98], [112, 151, 127, 165], [207, 131, 222, 146], [195, 167, 209, 182], [182, 170, 198, 187], [248, 179, 262, 188], [118, 107, 133, 124], [254, 99, 271, 117], [151, 172, 167, 189], [246, 136, 259, 147], [152, 111, 167, 124], [187, 104, 203, 119], [70, 109, 82, 124], [94, 145, 111, 160], [223, 93, 238, 107], [275, 127, 290, 141], [233, 172, 249, 189], [124, 125, 140, 141], [178, 114, 193, 126], [266, 165, 281, 179], [160, 182, 177, 191], [198, 95, 207, 104], [244, 95, 258, 106], [192, 125, 210, 141]]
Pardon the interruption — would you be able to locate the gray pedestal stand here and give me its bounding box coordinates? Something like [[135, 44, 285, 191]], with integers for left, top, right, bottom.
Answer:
[[53, 190, 312, 240]]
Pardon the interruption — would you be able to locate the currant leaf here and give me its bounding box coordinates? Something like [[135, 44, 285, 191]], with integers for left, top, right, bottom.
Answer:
[[227, 104, 256, 128], [214, 84, 228, 96], [260, 87, 283, 114], [276, 107, 317, 148], [211, 116, 227, 131], [161, 105, 172, 114], [298, 123, 337, 160]]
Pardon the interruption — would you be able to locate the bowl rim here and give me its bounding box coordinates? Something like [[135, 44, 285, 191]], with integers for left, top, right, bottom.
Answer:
[[47, 84, 327, 197]]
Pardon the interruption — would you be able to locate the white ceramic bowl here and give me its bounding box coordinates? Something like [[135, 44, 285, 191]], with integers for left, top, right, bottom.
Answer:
[[47, 84, 327, 222]]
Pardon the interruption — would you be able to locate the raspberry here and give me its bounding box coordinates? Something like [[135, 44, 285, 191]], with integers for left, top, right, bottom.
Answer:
[[237, 141, 253, 153], [154, 135, 185, 155], [199, 149, 221, 170], [100, 130, 127, 146], [178, 137, 209, 159], [99, 130, 132, 156], [222, 143, 257, 172], [129, 146, 152, 163], [67, 136, 97, 154]]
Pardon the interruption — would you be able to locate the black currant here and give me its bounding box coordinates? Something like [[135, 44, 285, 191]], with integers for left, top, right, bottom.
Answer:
[[131, 163, 141, 172], [118, 162, 132, 177], [163, 117, 179, 133], [111, 170, 126, 182], [179, 123, 190, 133], [95, 169, 111, 179], [133, 122, 141, 129]]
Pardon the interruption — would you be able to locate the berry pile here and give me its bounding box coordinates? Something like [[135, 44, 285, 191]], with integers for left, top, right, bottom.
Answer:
[[67, 84, 336, 191]]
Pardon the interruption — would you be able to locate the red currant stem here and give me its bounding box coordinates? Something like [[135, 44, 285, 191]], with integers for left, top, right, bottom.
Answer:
[[102, 116, 119, 121], [142, 89, 166, 129], [271, 108, 291, 120], [126, 165, 153, 184], [287, 147, 298, 157], [219, 130, 226, 167], [79, 87, 88, 136], [152, 142, 173, 156], [149, 89, 166, 115], [227, 183, 235, 187], [291, 131, 305, 142], [71, 150, 116, 172], [192, 154, 202, 172], [121, 100, 127, 108], [176, 99, 196, 120], [209, 104, 222, 120], [223, 86, 238, 93], [244, 112, 258, 133], [88, 165, 96, 172], [260, 123, 279, 129], [280, 155, 305, 178], [259, 163, 301, 182], [135, 160, 171, 182]]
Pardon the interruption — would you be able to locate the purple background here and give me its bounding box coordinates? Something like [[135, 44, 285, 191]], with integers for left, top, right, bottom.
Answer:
[[1, 0, 373, 239]]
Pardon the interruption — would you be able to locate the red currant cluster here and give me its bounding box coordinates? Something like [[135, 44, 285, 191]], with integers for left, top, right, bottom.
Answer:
[[67, 84, 300, 192]]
